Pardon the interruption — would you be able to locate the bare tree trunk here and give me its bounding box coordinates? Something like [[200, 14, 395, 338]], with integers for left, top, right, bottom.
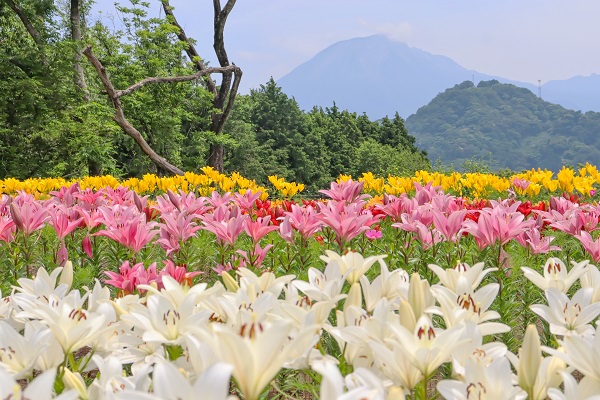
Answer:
[[83, 46, 185, 176], [83, 45, 240, 176], [162, 0, 242, 173], [70, 0, 90, 102]]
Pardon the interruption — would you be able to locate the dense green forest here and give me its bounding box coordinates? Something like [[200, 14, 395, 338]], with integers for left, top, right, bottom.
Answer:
[[406, 80, 600, 171], [0, 0, 428, 190]]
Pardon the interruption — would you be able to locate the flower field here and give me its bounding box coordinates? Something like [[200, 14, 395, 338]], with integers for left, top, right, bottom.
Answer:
[[2, 167, 600, 399]]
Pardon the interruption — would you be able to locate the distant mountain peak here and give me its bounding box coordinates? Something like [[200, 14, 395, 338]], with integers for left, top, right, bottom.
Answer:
[[277, 36, 600, 118], [277, 36, 535, 118]]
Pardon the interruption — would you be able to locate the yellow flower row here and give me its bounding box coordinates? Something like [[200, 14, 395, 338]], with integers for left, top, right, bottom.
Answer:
[[267, 176, 305, 198], [2, 164, 599, 200], [0, 168, 269, 200], [356, 163, 600, 199]]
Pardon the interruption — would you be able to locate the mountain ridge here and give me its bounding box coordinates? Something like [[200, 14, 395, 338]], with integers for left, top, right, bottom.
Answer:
[[277, 35, 599, 118]]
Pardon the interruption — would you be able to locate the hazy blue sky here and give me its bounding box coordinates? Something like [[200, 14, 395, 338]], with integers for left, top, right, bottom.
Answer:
[[91, 0, 600, 92]]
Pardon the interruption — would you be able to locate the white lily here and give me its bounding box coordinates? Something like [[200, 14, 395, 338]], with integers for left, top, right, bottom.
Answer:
[[238, 267, 295, 299], [548, 371, 600, 400], [360, 260, 409, 312], [508, 325, 565, 400], [580, 263, 600, 303], [438, 357, 527, 400], [530, 287, 600, 337], [14, 291, 110, 354], [320, 250, 386, 285], [383, 316, 467, 382], [0, 368, 78, 400], [14, 265, 71, 299], [292, 262, 346, 302], [449, 322, 507, 379], [117, 361, 236, 400], [123, 290, 210, 345], [545, 325, 600, 397], [203, 319, 314, 400], [0, 321, 50, 379], [522, 258, 588, 292], [430, 278, 509, 335], [312, 359, 388, 400], [429, 261, 497, 292]]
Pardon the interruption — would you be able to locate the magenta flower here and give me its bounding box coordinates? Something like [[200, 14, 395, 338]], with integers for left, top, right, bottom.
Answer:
[[156, 211, 203, 255], [317, 200, 379, 248], [105, 261, 162, 294], [244, 216, 279, 243], [200, 205, 249, 246], [233, 189, 262, 212], [575, 231, 600, 263], [95, 211, 159, 253], [48, 205, 83, 240], [283, 204, 323, 240], [319, 179, 369, 203], [431, 209, 466, 242], [159, 260, 202, 287], [462, 202, 535, 250], [365, 229, 382, 240], [516, 226, 561, 255], [104, 261, 145, 294], [10, 194, 50, 236]]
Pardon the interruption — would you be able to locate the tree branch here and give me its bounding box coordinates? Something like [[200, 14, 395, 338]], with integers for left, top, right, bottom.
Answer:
[[83, 45, 185, 176], [115, 65, 238, 98], [216, 65, 242, 134], [161, 0, 218, 97], [3, 0, 47, 64]]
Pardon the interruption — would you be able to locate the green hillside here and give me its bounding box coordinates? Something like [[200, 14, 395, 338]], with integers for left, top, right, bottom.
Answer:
[[405, 80, 600, 171]]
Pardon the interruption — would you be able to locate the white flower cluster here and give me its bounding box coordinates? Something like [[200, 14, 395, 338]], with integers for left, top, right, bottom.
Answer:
[[0, 255, 599, 399]]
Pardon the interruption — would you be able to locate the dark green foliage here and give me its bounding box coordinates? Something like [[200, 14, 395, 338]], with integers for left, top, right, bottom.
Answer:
[[406, 80, 600, 171]]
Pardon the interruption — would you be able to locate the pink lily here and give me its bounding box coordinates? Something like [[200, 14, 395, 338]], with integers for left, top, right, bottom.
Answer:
[[48, 205, 83, 240], [10, 194, 49, 236], [278, 216, 295, 244], [200, 205, 249, 247], [233, 190, 262, 212], [319, 179, 369, 203], [516, 226, 561, 254], [544, 209, 583, 236], [244, 216, 279, 243], [317, 200, 379, 248], [462, 202, 535, 250], [575, 231, 600, 263], [237, 243, 274, 270], [95, 212, 159, 253], [431, 209, 466, 242], [0, 216, 15, 243], [283, 204, 323, 240], [415, 222, 443, 250], [413, 181, 441, 205], [375, 193, 418, 222], [104, 261, 145, 294], [49, 182, 80, 207], [156, 211, 203, 255], [73, 188, 107, 212], [159, 260, 203, 287]]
